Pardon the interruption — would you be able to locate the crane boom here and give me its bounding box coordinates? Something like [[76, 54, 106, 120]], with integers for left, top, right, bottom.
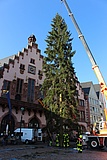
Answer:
[[61, 0, 107, 99]]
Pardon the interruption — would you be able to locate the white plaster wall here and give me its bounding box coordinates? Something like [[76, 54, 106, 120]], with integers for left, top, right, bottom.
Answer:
[[0, 42, 45, 90], [89, 83, 102, 124]]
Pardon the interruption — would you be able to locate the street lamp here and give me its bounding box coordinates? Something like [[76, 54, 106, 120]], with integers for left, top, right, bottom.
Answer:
[[19, 107, 24, 141]]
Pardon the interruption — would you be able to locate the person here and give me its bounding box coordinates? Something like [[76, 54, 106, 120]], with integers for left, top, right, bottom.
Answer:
[[66, 133, 70, 147], [63, 133, 66, 147], [56, 134, 60, 147], [49, 139, 52, 146], [63, 133, 70, 147], [42, 132, 47, 143], [76, 135, 83, 153]]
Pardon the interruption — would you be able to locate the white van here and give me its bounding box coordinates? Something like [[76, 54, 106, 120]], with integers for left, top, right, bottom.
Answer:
[[14, 128, 42, 144], [14, 128, 36, 144]]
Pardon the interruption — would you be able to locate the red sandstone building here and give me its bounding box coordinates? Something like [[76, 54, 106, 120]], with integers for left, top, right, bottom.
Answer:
[[0, 34, 90, 135], [0, 35, 46, 134]]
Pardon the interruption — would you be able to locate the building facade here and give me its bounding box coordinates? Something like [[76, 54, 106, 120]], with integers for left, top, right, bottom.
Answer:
[[0, 35, 46, 134], [76, 80, 89, 132], [81, 82, 106, 127], [0, 35, 99, 136]]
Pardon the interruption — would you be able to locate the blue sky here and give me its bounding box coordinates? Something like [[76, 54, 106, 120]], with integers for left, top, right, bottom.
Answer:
[[0, 0, 107, 85]]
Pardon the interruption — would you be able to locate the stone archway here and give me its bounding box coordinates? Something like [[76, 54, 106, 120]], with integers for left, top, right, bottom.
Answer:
[[28, 117, 40, 129], [1, 114, 15, 134]]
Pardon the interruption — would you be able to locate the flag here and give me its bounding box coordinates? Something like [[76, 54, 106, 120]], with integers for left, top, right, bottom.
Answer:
[[6, 91, 12, 118]]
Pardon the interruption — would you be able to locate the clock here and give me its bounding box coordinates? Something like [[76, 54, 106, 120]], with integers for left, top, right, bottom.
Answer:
[[28, 65, 36, 75]]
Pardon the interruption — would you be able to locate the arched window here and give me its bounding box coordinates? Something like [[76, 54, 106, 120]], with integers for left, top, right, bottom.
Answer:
[[1, 114, 15, 134]]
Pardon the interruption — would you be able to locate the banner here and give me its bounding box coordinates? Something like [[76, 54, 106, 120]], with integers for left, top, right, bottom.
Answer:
[[6, 91, 12, 118]]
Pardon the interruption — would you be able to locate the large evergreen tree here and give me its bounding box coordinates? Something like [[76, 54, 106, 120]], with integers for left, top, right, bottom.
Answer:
[[42, 14, 79, 146]]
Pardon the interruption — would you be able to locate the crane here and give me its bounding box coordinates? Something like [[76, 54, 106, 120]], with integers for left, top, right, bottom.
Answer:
[[61, 0, 107, 100], [60, 1, 107, 149]]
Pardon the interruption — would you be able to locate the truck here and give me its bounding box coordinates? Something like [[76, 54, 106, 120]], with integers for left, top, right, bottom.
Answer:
[[14, 128, 42, 144], [61, 0, 107, 149], [87, 120, 107, 148]]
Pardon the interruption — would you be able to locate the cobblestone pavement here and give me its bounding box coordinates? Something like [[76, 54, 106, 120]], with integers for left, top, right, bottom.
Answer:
[[0, 144, 107, 160]]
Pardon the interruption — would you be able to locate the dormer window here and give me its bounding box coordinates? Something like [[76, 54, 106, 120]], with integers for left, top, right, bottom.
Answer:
[[20, 64, 25, 74], [20, 64, 25, 70], [38, 70, 43, 76], [38, 70, 43, 80], [30, 58, 35, 64]]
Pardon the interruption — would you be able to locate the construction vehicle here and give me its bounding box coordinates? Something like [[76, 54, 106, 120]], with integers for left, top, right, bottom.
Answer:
[[61, 0, 107, 148]]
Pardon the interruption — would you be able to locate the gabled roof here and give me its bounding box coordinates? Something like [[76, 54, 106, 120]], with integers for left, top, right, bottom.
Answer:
[[80, 82, 92, 95], [81, 81, 92, 88], [94, 84, 100, 99], [81, 81, 100, 99], [82, 87, 90, 95], [0, 55, 15, 67], [94, 84, 100, 92]]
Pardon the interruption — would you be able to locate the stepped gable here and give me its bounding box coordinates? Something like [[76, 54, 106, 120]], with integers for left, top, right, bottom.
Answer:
[[18, 51, 24, 57], [0, 55, 15, 67], [27, 34, 43, 59], [0, 55, 16, 77], [14, 55, 19, 62], [0, 34, 43, 76], [22, 48, 28, 54]]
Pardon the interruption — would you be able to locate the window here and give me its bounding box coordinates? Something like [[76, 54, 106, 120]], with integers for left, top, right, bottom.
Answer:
[[38, 70, 43, 80], [20, 64, 25, 70], [2, 80, 10, 91], [30, 58, 35, 64], [89, 97, 91, 103], [27, 78, 35, 102], [38, 70, 43, 76], [16, 78, 23, 93], [90, 106, 92, 112], [93, 107, 95, 112], [79, 99, 84, 107], [75, 90, 78, 96], [80, 111, 85, 121]]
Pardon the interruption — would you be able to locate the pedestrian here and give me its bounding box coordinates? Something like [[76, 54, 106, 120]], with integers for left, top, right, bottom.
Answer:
[[49, 139, 52, 146], [66, 133, 70, 147], [63, 133, 66, 147], [42, 132, 47, 143], [2, 135, 5, 146], [76, 134, 83, 153], [56, 134, 60, 147], [63, 133, 70, 147]]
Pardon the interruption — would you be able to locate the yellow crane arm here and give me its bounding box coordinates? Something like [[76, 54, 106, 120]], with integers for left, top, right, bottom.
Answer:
[[92, 65, 107, 99], [61, 0, 107, 100]]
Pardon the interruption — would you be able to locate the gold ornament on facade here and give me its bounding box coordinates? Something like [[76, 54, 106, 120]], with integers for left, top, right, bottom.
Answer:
[[20, 69, 24, 74]]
